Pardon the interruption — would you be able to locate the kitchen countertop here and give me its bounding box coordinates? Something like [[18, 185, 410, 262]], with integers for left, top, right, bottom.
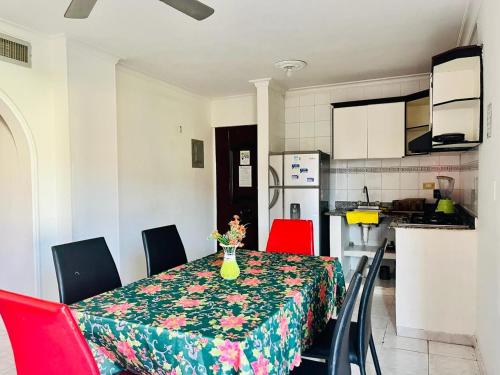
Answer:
[[325, 203, 475, 230]]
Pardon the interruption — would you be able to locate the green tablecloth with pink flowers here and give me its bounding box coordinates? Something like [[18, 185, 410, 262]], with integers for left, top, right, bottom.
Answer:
[[71, 250, 345, 375]]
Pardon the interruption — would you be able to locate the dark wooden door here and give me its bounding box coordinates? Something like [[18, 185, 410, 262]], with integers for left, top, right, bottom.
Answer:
[[215, 125, 258, 249]]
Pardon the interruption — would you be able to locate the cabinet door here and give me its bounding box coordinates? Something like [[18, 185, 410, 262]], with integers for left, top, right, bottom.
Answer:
[[367, 102, 405, 159], [333, 106, 367, 159]]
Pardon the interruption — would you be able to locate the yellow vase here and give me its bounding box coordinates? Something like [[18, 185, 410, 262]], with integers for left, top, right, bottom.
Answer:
[[220, 245, 240, 280]]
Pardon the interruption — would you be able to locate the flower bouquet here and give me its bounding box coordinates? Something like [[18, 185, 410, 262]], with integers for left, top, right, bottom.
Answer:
[[209, 215, 247, 280]]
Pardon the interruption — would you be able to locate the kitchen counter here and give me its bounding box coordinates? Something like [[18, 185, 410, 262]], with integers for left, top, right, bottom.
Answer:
[[326, 202, 475, 230]]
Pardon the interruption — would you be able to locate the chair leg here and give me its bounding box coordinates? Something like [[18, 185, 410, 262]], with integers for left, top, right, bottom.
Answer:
[[369, 334, 382, 375]]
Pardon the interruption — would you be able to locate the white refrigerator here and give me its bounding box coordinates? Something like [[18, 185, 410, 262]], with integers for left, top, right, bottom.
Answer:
[[269, 151, 330, 256]]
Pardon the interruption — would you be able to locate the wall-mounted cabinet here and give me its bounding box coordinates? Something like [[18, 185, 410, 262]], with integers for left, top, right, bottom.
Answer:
[[332, 98, 405, 160], [405, 90, 430, 155], [431, 45, 483, 149]]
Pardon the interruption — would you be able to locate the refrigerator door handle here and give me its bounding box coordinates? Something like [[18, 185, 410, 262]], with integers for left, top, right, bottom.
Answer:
[[269, 188, 280, 209], [269, 165, 280, 209], [269, 165, 280, 186]]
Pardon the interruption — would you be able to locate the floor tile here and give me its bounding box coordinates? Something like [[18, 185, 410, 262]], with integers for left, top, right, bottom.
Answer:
[[377, 347, 429, 374], [429, 341, 476, 360], [383, 335, 428, 353], [429, 354, 480, 375]]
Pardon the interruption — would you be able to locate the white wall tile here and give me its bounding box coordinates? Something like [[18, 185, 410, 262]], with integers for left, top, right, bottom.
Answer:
[[366, 159, 382, 168], [400, 189, 420, 199], [299, 94, 315, 106], [285, 95, 300, 108], [400, 173, 419, 190], [315, 105, 331, 122], [299, 106, 315, 122], [336, 173, 348, 189], [401, 156, 420, 166], [285, 138, 299, 151], [285, 123, 300, 138], [382, 190, 400, 202], [285, 107, 299, 123], [315, 92, 331, 105], [419, 156, 440, 166], [315, 121, 331, 137], [366, 173, 382, 189], [439, 154, 460, 165], [348, 189, 363, 201], [348, 160, 366, 168], [299, 122, 315, 138], [335, 189, 348, 201], [299, 137, 315, 151], [315, 137, 331, 154], [369, 189, 382, 202], [419, 189, 434, 201], [382, 158, 401, 167], [348, 173, 366, 190], [332, 160, 347, 168], [382, 173, 400, 189]]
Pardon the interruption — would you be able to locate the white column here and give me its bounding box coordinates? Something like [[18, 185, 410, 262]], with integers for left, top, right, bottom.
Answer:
[[250, 78, 271, 251]]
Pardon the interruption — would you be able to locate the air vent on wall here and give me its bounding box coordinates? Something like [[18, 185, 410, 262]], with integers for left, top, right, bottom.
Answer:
[[0, 33, 31, 67]]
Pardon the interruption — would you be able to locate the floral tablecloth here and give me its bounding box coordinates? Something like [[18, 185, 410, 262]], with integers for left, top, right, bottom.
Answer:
[[71, 250, 345, 375]]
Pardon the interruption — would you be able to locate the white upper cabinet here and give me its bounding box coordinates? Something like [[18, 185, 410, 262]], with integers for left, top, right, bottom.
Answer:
[[333, 106, 367, 159], [367, 102, 405, 159], [333, 101, 405, 159], [432, 57, 481, 105]]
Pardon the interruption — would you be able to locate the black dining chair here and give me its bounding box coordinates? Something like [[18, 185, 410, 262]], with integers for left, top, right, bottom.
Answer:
[[52, 237, 122, 305], [301, 241, 387, 375], [142, 225, 188, 277], [292, 273, 363, 374]]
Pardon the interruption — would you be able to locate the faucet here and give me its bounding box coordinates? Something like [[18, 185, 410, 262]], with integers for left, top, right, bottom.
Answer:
[[363, 186, 370, 206]]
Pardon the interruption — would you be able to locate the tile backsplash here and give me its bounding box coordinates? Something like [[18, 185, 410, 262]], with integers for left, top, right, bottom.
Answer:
[[284, 75, 479, 216]]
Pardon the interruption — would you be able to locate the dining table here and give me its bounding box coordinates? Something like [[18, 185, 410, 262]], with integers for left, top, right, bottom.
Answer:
[[71, 250, 345, 375]]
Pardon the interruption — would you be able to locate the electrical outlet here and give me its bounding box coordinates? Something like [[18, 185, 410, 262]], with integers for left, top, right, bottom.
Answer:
[[423, 182, 435, 190]]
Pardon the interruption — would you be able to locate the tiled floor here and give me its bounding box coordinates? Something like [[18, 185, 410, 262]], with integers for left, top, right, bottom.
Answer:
[[348, 282, 481, 375], [0, 289, 482, 375]]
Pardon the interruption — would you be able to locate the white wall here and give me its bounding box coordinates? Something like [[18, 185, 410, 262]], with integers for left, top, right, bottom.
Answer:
[[66, 41, 121, 264], [116, 66, 214, 283], [269, 86, 285, 153], [211, 94, 256, 127], [0, 22, 73, 300], [475, 0, 500, 373]]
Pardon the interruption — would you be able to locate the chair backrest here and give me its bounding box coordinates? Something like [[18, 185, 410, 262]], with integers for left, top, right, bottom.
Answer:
[[328, 273, 363, 375], [142, 225, 188, 277], [356, 240, 387, 362], [52, 237, 122, 305], [266, 219, 314, 255], [353, 255, 369, 277], [0, 289, 100, 375]]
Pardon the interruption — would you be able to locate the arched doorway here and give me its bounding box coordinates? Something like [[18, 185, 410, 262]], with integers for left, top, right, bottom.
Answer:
[[0, 109, 36, 296]]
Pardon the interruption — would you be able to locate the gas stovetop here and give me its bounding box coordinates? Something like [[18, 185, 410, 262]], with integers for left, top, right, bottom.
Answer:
[[404, 211, 470, 229]]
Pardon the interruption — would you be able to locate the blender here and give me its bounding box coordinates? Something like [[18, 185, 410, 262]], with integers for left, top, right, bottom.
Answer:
[[436, 176, 455, 214]]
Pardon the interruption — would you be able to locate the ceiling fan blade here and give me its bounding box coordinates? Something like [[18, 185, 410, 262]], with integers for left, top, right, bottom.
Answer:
[[64, 0, 98, 19], [159, 0, 214, 20]]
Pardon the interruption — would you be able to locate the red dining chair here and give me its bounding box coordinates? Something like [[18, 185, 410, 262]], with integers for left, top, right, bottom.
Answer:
[[266, 219, 314, 255], [0, 289, 131, 375]]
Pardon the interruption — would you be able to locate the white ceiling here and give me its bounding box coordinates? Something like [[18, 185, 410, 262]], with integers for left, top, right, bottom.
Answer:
[[0, 0, 468, 97]]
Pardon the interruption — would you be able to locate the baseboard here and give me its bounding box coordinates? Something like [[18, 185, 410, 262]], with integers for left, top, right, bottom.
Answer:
[[397, 325, 475, 346], [473, 336, 488, 375]]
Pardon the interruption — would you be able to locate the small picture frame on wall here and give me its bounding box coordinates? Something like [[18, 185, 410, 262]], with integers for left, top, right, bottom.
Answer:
[[191, 139, 204, 168]]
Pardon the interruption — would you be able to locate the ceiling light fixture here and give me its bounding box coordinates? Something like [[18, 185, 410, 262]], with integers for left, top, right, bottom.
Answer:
[[274, 60, 307, 77]]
